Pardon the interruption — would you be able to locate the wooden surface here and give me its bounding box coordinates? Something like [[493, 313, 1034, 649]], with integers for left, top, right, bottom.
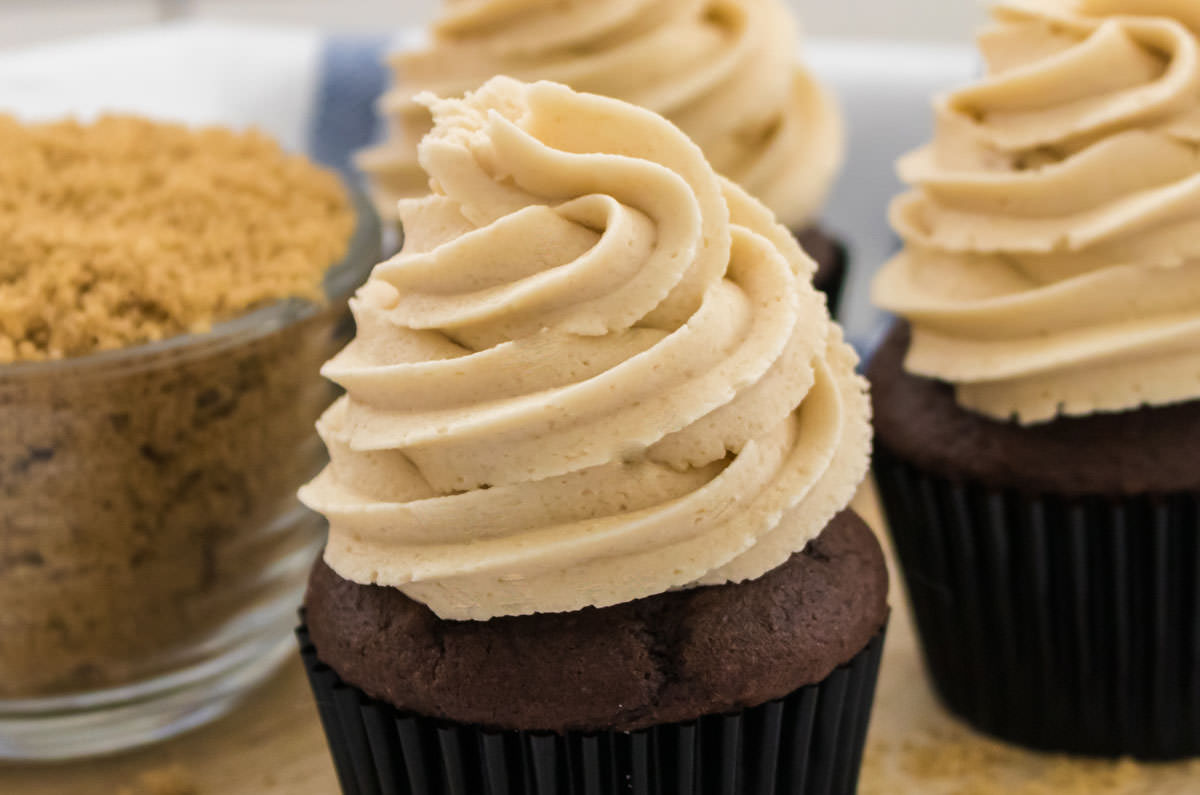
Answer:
[[5, 483, 1200, 794]]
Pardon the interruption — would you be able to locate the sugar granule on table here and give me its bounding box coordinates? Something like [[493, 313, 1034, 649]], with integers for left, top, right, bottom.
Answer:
[[116, 764, 197, 795], [862, 726, 1200, 795]]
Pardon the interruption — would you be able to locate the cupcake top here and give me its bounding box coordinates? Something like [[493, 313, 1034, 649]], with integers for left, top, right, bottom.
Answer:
[[0, 115, 353, 363], [874, 0, 1200, 424], [358, 0, 841, 232], [301, 76, 870, 621]]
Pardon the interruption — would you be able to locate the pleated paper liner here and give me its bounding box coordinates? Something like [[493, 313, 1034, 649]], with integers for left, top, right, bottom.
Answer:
[[874, 442, 1200, 760], [297, 618, 886, 795]]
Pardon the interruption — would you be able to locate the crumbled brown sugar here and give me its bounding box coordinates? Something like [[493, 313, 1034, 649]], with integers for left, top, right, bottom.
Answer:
[[116, 765, 196, 795], [0, 114, 353, 362], [862, 726, 1200, 794]]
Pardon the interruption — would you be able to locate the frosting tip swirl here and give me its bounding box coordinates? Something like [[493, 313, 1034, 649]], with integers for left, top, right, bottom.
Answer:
[[359, 0, 842, 231], [305, 77, 869, 620], [877, 0, 1200, 424]]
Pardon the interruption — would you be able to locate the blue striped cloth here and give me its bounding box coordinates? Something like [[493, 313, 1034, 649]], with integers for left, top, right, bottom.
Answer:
[[308, 34, 390, 179]]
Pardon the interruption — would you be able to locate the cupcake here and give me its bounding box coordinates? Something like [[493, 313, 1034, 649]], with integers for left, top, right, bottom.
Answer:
[[299, 77, 887, 794], [870, 0, 1200, 759], [358, 0, 849, 311]]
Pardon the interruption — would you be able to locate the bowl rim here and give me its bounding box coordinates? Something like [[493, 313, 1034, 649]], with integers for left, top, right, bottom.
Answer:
[[0, 186, 381, 376]]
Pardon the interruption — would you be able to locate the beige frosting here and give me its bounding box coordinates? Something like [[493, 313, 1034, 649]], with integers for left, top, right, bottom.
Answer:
[[874, 0, 1200, 424], [358, 0, 842, 232], [302, 77, 870, 620]]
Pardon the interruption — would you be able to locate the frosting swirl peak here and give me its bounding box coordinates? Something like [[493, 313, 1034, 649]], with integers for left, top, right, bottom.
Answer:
[[875, 0, 1200, 424], [358, 0, 841, 231], [304, 77, 869, 620]]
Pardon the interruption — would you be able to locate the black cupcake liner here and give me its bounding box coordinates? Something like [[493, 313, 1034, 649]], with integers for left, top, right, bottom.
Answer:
[[297, 618, 886, 795], [874, 442, 1200, 759]]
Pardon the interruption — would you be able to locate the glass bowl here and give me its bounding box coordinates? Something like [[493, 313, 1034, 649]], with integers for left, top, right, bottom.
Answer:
[[0, 191, 380, 760]]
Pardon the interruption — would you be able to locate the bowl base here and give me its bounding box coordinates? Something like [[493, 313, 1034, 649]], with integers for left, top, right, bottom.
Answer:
[[0, 611, 300, 760]]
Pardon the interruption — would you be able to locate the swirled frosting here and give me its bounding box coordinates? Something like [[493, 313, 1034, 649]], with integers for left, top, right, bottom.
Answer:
[[358, 0, 841, 232], [875, 0, 1200, 424], [303, 77, 869, 620]]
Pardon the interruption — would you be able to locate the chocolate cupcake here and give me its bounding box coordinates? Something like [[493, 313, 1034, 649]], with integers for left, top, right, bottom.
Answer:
[[358, 0, 849, 313], [299, 77, 887, 793], [870, 1, 1200, 759]]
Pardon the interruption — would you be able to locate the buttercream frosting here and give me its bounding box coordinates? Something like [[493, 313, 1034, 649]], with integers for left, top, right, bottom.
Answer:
[[303, 77, 869, 620], [874, 0, 1200, 424], [358, 0, 842, 232]]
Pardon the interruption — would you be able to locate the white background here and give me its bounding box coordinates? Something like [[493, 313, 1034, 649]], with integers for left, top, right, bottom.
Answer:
[[0, 0, 986, 48]]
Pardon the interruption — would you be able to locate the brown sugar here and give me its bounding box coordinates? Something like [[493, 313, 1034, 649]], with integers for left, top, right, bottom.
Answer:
[[0, 114, 354, 362], [862, 725, 1200, 795], [116, 765, 197, 795], [0, 115, 370, 701]]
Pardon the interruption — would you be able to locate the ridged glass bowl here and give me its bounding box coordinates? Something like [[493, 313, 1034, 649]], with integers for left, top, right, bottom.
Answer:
[[0, 191, 379, 760]]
